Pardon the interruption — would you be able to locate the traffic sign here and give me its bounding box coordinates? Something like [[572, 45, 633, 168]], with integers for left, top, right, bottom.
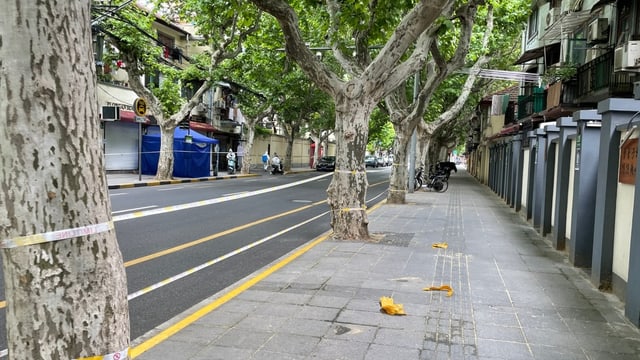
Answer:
[[133, 98, 147, 116]]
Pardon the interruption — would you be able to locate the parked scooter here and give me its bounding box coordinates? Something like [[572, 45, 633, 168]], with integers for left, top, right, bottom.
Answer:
[[227, 158, 236, 174], [410, 165, 448, 192]]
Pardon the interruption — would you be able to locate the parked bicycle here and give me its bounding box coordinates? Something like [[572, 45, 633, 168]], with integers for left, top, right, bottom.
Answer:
[[410, 165, 449, 192]]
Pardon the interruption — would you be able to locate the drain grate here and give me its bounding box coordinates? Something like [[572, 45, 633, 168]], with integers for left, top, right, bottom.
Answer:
[[371, 232, 413, 247]]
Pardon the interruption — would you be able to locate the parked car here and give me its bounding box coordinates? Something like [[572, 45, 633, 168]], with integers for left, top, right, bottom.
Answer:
[[316, 156, 336, 171], [364, 155, 379, 168], [377, 155, 386, 167], [388, 154, 395, 165]]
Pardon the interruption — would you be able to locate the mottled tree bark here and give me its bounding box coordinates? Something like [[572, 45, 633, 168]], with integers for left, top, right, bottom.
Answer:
[[327, 95, 375, 239], [387, 126, 412, 204], [0, 2, 130, 359]]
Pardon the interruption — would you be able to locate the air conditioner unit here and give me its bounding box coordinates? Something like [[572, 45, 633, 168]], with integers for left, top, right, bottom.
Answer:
[[587, 18, 608, 42], [614, 41, 640, 71], [545, 7, 561, 27], [101, 106, 120, 121]]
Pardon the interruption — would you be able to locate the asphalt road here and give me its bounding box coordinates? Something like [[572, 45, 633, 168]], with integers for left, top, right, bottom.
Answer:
[[0, 168, 392, 355]]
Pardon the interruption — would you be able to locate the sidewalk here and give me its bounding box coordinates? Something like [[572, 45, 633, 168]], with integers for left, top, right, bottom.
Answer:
[[128, 171, 640, 360]]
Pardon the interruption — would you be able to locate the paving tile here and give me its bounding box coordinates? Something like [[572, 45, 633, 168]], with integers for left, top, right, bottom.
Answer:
[[476, 339, 534, 360], [213, 327, 273, 349], [324, 323, 377, 343], [279, 318, 333, 337], [373, 328, 425, 349], [234, 313, 288, 332], [310, 338, 370, 359], [365, 343, 421, 360], [189, 346, 254, 360], [261, 333, 321, 355], [476, 323, 524, 342]]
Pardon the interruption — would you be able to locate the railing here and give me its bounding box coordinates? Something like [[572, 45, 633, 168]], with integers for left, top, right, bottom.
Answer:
[[576, 50, 634, 99], [517, 87, 546, 120]]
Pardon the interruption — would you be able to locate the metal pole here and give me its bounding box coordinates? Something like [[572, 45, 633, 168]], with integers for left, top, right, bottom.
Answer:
[[138, 122, 142, 181], [214, 144, 219, 176], [408, 72, 419, 193]]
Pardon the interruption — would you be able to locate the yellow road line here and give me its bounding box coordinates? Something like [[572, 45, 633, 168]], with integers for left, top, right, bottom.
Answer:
[[124, 200, 327, 267], [0, 181, 389, 311], [129, 231, 332, 358], [130, 199, 386, 359]]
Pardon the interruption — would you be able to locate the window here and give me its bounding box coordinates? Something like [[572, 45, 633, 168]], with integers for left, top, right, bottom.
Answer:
[[528, 9, 539, 40]]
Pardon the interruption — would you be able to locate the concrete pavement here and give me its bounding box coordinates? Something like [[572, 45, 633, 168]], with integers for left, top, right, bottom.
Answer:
[[110, 170, 640, 359]]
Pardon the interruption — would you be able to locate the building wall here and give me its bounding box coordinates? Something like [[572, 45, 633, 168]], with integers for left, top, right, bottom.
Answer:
[[613, 131, 638, 283], [248, 135, 335, 169]]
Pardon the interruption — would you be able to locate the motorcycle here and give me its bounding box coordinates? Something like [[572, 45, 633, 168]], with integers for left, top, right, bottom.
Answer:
[[411, 166, 448, 193]]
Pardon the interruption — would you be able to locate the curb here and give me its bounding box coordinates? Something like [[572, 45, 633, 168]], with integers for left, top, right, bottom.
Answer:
[[108, 173, 260, 190]]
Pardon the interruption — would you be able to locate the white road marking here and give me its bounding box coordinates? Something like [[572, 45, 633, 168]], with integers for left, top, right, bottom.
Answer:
[[112, 205, 158, 215], [112, 172, 333, 223]]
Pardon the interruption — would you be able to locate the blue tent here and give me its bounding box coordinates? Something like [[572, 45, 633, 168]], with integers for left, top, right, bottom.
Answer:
[[142, 127, 218, 178]]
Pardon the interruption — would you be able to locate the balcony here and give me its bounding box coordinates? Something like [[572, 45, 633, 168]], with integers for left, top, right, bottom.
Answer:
[[517, 86, 546, 120], [576, 50, 635, 103]]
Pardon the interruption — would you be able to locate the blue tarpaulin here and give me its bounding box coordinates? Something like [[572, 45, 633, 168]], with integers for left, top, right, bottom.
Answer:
[[142, 127, 218, 178]]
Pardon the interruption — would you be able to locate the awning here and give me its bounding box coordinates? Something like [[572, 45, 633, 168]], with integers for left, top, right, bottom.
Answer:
[[514, 42, 561, 65], [540, 10, 592, 41], [591, 0, 615, 13], [189, 121, 218, 132], [118, 110, 156, 125]]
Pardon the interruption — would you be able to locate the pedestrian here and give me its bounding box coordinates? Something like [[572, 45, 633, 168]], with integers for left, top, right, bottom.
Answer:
[[271, 152, 282, 173], [226, 148, 236, 174], [262, 150, 270, 172]]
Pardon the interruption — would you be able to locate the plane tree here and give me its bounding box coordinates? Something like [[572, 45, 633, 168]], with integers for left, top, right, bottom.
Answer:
[[97, 0, 261, 179], [385, 0, 528, 204], [218, 10, 335, 173], [250, 0, 467, 239], [1, 2, 129, 358]]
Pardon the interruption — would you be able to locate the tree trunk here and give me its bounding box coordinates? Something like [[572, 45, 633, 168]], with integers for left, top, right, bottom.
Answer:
[[387, 125, 412, 204], [310, 134, 321, 168], [327, 97, 373, 240], [417, 130, 431, 169], [241, 124, 256, 174], [0, 2, 130, 359], [285, 135, 295, 172], [156, 123, 176, 179]]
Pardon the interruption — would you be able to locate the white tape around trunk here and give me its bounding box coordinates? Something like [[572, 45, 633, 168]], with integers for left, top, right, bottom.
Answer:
[[1, 221, 115, 249]]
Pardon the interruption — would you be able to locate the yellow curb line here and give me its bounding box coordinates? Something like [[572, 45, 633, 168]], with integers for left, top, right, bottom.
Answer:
[[130, 199, 386, 358]]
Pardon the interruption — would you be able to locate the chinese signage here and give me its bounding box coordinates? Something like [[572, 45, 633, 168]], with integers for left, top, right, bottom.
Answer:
[[619, 138, 638, 185]]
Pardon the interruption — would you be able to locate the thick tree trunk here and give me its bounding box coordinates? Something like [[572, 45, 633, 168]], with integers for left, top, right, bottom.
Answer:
[[156, 124, 176, 179], [327, 97, 373, 240], [0, 2, 130, 359], [387, 125, 412, 204]]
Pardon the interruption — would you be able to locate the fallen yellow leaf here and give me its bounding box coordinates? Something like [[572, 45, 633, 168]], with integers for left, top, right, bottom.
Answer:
[[379, 296, 407, 315], [431, 242, 448, 249], [423, 285, 454, 297]]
